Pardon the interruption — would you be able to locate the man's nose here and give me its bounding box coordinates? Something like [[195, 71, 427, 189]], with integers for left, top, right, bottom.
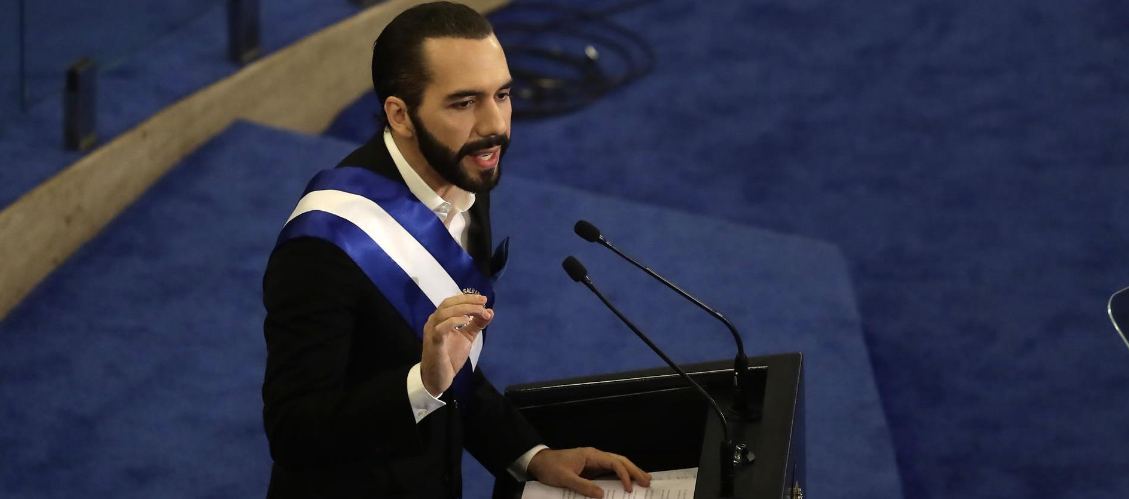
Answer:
[[475, 98, 508, 138]]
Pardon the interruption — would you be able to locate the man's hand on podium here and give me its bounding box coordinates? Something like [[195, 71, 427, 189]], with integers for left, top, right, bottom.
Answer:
[[527, 447, 652, 498]]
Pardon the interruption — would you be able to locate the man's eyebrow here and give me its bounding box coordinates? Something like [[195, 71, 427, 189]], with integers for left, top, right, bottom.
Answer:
[[444, 80, 515, 101], [445, 89, 485, 101]]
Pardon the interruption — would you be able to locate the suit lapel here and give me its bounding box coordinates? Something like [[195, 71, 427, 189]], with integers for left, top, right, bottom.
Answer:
[[336, 133, 401, 181], [466, 192, 492, 277]]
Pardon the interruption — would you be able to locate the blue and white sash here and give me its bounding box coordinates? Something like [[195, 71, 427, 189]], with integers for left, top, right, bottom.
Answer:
[[275, 167, 495, 404]]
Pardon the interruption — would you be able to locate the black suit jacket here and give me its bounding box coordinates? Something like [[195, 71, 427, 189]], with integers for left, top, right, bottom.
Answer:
[[261, 134, 542, 498]]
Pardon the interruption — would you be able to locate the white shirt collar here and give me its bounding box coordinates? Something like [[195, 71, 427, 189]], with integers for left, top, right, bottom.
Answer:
[[383, 128, 476, 215]]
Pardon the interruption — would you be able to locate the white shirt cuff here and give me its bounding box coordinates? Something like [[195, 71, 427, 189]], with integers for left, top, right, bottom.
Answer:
[[507, 445, 550, 481], [406, 363, 445, 423]]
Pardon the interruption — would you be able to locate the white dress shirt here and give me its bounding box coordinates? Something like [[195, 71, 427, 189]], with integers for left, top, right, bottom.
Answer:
[[385, 129, 546, 479]]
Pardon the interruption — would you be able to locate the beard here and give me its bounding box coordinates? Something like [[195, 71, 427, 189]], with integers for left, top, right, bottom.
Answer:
[[409, 111, 508, 194]]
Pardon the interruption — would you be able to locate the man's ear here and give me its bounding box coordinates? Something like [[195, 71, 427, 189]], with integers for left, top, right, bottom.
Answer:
[[384, 96, 414, 138]]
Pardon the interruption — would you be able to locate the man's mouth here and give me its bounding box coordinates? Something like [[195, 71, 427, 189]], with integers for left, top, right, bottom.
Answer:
[[468, 147, 501, 169]]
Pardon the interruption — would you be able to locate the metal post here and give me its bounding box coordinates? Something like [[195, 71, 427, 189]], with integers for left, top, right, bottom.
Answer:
[[63, 58, 97, 152], [227, 0, 261, 64]]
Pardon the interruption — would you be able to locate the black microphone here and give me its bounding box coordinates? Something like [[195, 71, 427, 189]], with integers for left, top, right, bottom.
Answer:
[[574, 220, 757, 418], [562, 256, 750, 499]]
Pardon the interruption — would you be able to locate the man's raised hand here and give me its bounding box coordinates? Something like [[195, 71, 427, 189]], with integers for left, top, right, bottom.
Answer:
[[420, 293, 493, 397]]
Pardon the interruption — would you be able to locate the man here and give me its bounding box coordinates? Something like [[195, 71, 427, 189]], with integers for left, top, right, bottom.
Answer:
[[261, 2, 650, 497]]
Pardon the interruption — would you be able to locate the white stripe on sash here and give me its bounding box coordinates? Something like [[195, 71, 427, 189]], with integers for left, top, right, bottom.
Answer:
[[287, 189, 482, 369]]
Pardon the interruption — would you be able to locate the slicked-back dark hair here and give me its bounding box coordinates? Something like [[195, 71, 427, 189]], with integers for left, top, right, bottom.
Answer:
[[371, 2, 495, 125]]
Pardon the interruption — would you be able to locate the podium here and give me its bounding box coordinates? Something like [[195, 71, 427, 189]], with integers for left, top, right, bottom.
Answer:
[[492, 352, 805, 499]]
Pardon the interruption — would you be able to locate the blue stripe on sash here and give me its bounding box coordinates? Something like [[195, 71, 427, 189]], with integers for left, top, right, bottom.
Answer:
[[301, 167, 494, 307], [277, 211, 436, 336]]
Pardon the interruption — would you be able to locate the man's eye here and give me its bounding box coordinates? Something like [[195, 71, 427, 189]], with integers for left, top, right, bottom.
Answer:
[[497, 91, 510, 101], [454, 100, 473, 109]]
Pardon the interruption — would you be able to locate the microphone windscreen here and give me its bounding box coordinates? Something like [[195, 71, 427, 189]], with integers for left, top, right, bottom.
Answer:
[[574, 220, 602, 242], [562, 256, 589, 283]]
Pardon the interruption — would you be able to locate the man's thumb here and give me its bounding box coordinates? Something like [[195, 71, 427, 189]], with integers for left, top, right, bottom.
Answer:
[[473, 309, 493, 327]]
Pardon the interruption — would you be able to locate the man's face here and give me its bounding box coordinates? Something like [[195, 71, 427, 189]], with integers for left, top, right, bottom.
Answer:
[[410, 35, 512, 193]]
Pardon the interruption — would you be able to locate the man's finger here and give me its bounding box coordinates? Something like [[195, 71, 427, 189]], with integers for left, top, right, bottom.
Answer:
[[624, 458, 651, 487], [438, 293, 487, 309], [605, 453, 649, 487], [438, 315, 473, 335], [433, 304, 486, 324], [611, 460, 632, 492], [560, 473, 604, 499], [442, 317, 485, 345], [590, 453, 632, 492]]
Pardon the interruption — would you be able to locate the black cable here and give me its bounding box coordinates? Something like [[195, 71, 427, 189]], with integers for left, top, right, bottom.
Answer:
[[489, 0, 662, 119]]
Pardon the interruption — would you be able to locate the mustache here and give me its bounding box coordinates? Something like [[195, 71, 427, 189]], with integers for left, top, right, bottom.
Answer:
[[457, 134, 509, 158]]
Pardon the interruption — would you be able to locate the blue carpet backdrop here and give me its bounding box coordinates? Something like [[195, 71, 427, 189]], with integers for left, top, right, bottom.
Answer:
[[1, 0, 1127, 498], [328, 0, 1129, 498], [0, 121, 900, 498], [20, 0, 227, 106]]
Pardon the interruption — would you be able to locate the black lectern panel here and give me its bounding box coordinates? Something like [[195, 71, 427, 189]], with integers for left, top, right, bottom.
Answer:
[[493, 352, 804, 499], [515, 385, 707, 472]]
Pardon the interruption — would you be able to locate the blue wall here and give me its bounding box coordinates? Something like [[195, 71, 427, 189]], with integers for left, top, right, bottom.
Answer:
[[0, 0, 23, 130], [0, 0, 225, 132]]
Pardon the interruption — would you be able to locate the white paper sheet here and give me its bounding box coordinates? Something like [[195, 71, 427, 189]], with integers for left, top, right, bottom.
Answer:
[[521, 468, 697, 499]]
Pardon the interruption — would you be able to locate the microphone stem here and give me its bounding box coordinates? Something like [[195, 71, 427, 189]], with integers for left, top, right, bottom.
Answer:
[[582, 279, 732, 445], [602, 241, 747, 360]]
